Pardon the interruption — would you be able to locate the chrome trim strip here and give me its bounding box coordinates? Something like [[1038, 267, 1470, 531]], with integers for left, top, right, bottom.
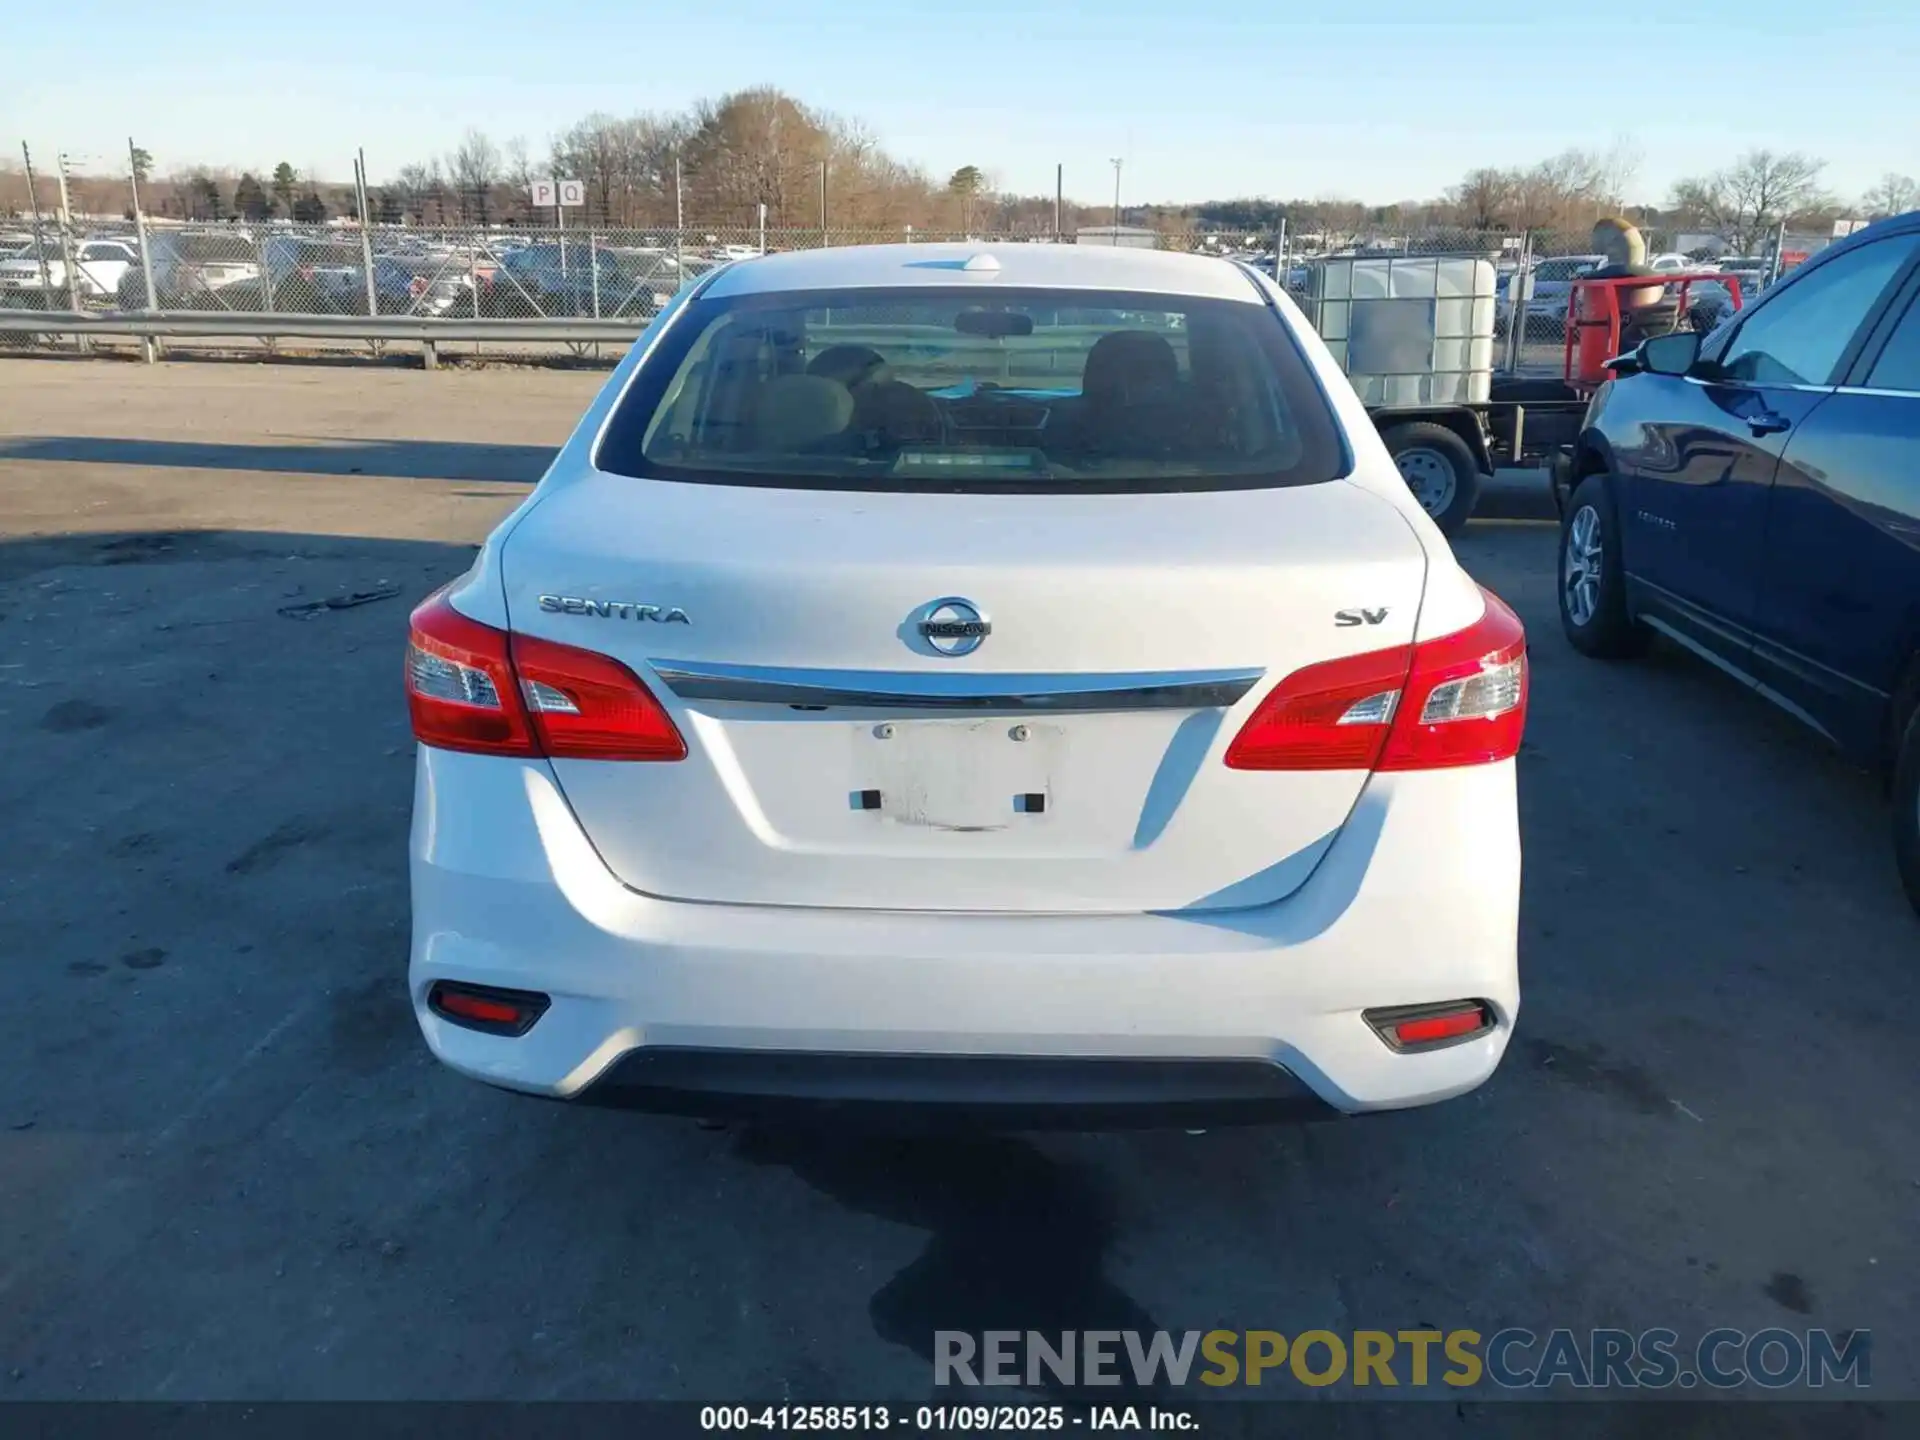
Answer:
[[650, 659, 1265, 712], [1639, 616, 1836, 743]]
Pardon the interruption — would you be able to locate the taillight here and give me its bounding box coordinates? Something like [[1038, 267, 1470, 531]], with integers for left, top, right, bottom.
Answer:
[[404, 588, 684, 761], [1225, 587, 1526, 772], [405, 591, 535, 755], [1223, 643, 1412, 771], [1376, 588, 1527, 771], [510, 632, 687, 761]]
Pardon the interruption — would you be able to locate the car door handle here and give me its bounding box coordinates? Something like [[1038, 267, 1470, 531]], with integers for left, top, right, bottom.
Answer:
[[1747, 410, 1792, 436]]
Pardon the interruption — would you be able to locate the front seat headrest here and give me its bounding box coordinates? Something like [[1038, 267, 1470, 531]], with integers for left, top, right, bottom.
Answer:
[[1081, 331, 1180, 408], [807, 344, 891, 391]]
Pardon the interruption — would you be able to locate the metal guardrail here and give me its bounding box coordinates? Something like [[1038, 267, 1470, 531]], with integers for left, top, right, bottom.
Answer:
[[0, 310, 649, 365]]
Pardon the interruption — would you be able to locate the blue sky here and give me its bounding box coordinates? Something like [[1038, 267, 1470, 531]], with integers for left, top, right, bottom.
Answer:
[[6, 0, 1915, 205]]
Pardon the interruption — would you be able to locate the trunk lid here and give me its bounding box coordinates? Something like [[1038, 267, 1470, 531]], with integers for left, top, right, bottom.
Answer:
[[499, 472, 1427, 913]]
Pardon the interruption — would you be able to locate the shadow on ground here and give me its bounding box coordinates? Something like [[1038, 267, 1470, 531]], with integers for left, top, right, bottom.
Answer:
[[0, 435, 555, 483]]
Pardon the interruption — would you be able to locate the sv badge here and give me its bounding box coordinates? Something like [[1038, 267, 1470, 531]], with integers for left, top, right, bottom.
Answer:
[[1334, 607, 1390, 627]]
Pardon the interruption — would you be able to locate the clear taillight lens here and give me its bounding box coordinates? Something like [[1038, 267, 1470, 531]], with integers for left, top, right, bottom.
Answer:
[[404, 588, 684, 762]]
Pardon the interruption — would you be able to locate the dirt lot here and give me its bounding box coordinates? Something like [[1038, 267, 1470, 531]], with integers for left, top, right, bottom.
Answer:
[[0, 359, 1915, 1416]]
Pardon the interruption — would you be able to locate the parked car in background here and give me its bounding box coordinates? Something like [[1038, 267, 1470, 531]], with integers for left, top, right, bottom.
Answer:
[[72, 238, 139, 298], [256, 236, 468, 315], [0, 240, 67, 302], [479, 243, 680, 318], [1683, 264, 1767, 332], [0, 237, 138, 304], [115, 230, 263, 309], [1553, 211, 1920, 912], [1498, 253, 1607, 336]]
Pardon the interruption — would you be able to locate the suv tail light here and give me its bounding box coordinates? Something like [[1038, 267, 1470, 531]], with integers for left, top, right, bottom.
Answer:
[[404, 589, 685, 761], [1225, 587, 1526, 772]]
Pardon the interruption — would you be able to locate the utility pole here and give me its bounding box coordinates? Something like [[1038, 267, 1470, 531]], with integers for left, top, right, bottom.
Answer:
[[1110, 157, 1123, 244], [20, 143, 56, 311], [354, 148, 378, 318], [129, 137, 158, 315], [819, 160, 828, 244], [55, 151, 84, 318], [1055, 163, 1063, 240], [674, 154, 684, 282]]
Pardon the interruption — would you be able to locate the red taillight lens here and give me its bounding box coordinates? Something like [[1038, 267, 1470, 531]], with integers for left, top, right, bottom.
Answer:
[[1224, 643, 1413, 771], [427, 980, 550, 1035], [511, 632, 688, 761], [1365, 1001, 1495, 1052], [1225, 587, 1527, 772], [404, 588, 684, 761]]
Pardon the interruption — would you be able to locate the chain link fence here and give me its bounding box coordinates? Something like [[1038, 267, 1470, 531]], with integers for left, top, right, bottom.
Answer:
[[1, 205, 1779, 373]]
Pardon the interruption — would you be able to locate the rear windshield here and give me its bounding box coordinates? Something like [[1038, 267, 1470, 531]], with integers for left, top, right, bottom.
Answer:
[[595, 286, 1346, 493]]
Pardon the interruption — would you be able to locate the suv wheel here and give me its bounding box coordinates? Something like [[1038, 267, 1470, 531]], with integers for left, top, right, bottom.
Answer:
[[1559, 475, 1651, 658]]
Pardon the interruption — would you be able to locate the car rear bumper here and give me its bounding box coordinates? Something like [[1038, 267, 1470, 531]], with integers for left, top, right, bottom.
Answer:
[[409, 749, 1521, 1122]]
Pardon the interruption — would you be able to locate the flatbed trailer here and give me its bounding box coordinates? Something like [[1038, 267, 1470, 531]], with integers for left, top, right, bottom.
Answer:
[[1303, 265, 1743, 537], [1364, 379, 1590, 535]]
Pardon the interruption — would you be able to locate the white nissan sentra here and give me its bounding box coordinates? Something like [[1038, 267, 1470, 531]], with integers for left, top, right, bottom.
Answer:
[[406, 243, 1525, 1126]]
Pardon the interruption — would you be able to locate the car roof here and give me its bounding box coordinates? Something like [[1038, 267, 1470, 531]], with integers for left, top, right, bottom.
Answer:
[[700, 242, 1265, 303]]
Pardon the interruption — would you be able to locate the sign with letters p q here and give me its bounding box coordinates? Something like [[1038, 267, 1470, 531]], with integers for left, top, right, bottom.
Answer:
[[530, 179, 586, 208]]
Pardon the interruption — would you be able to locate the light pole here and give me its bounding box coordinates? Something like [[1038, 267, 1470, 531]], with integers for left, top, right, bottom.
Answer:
[[1109, 158, 1123, 244]]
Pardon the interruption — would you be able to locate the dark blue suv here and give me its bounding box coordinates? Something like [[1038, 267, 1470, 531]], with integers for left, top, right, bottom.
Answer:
[[1552, 211, 1920, 912]]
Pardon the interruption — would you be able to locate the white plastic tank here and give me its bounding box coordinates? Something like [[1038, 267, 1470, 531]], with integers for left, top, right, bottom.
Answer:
[[1307, 256, 1498, 406]]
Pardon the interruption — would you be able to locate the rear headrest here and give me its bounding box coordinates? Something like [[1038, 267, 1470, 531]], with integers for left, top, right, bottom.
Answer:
[[751, 375, 854, 451], [807, 344, 891, 390], [1081, 331, 1180, 406]]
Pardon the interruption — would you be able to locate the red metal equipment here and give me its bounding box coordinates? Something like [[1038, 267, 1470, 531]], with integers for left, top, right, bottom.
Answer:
[[1562, 273, 1744, 391]]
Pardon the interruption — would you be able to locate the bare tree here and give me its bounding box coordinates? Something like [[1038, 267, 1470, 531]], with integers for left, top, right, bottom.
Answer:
[[1448, 168, 1516, 230], [502, 137, 535, 217], [550, 112, 688, 226], [392, 161, 448, 225], [448, 128, 502, 225], [681, 87, 837, 228], [1861, 172, 1919, 221], [1670, 150, 1832, 253]]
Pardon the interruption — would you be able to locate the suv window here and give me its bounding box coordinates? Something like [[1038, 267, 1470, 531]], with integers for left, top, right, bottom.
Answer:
[[596, 286, 1345, 494], [1866, 294, 1920, 393], [1718, 236, 1918, 387]]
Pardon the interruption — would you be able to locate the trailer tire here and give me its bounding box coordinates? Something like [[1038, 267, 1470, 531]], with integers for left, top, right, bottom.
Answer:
[[1381, 422, 1480, 537]]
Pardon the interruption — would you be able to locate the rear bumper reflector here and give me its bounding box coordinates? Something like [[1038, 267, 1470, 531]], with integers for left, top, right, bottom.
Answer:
[[1363, 1000, 1496, 1053], [426, 980, 551, 1036]]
